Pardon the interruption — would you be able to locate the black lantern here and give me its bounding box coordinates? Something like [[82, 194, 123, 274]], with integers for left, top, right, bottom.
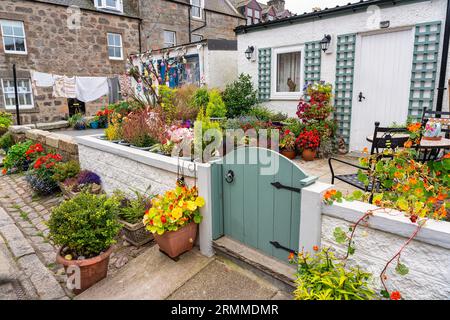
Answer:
[[245, 46, 255, 60], [320, 34, 332, 52]]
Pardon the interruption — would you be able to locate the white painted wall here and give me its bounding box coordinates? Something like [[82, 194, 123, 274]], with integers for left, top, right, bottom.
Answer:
[[205, 50, 238, 90], [237, 0, 450, 116], [301, 182, 450, 300]]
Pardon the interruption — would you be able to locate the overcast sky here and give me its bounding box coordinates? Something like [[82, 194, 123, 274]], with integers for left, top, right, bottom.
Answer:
[[260, 0, 353, 14]]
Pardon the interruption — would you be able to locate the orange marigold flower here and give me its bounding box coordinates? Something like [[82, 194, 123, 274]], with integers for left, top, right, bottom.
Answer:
[[313, 245, 319, 252], [394, 171, 403, 179], [390, 291, 401, 300], [443, 153, 450, 159], [1, 168, 6, 175], [288, 252, 295, 260], [362, 147, 369, 154], [404, 140, 413, 148], [437, 194, 447, 201]]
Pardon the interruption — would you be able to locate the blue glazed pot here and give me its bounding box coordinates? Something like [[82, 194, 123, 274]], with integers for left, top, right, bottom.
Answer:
[[90, 121, 99, 129]]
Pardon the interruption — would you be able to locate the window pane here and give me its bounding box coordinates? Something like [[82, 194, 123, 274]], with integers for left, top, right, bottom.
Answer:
[[115, 35, 121, 47], [255, 10, 260, 18], [114, 47, 121, 58], [277, 52, 301, 92], [247, 8, 253, 16], [107, 34, 114, 45], [25, 93, 32, 105], [247, 17, 252, 25], [192, 7, 201, 17], [108, 47, 115, 57], [3, 36, 15, 51], [2, 25, 13, 36], [19, 94, 25, 105], [192, 0, 201, 5], [15, 38, 26, 52], [13, 26, 24, 37], [106, 0, 116, 7]]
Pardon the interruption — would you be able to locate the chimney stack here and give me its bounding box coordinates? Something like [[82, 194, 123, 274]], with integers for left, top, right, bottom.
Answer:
[[267, 0, 285, 12]]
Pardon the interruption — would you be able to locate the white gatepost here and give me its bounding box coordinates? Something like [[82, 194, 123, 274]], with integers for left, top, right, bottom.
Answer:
[[197, 163, 215, 257], [299, 181, 333, 253]]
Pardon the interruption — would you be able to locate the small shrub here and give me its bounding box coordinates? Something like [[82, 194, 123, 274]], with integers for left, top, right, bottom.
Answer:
[[223, 74, 259, 118], [205, 89, 227, 118], [122, 110, 165, 147], [173, 85, 200, 121], [0, 111, 13, 132], [192, 88, 210, 109], [104, 122, 123, 141], [68, 113, 85, 129], [52, 160, 80, 183], [48, 192, 122, 258], [0, 132, 14, 152], [159, 85, 177, 122]]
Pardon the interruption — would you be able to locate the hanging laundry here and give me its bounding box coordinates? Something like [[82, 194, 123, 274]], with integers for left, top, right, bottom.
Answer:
[[31, 70, 54, 87], [75, 77, 109, 103], [53, 75, 76, 98], [107, 77, 121, 104]]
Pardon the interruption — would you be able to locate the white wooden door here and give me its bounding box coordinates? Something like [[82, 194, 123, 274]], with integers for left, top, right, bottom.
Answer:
[[350, 29, 414, 152]]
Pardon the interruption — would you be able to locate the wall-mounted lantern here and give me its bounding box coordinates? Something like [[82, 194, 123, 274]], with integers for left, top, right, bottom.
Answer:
[[245, 46, 255, 60], [320, 34, 332, 53]]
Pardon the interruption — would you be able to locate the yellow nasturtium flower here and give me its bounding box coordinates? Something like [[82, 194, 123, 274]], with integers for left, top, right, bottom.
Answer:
[[186, 201, 197, 211], [172, 207, 183, 220], [195, 196, 205, 208]]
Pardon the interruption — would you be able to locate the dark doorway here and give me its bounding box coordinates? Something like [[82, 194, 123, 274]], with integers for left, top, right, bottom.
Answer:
[[68, 98, 85, 116]]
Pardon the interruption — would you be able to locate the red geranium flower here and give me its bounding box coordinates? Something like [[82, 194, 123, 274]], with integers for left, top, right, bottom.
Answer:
[[390, 291, 401, 300]]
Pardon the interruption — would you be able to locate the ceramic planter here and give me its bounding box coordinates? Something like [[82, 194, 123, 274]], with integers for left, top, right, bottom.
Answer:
[[90, 121, 99, 129], [56, 246, 113, 295], [119, 219, 154, 247], [302, 149, 317, 161], [281, 150, 297, 160], [154, 222, 198, 258], [118, 140, 131, 146]]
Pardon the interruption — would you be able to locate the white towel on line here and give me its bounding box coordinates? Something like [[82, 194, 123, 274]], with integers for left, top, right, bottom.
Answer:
[[31, 70, 54, 87], [75, 76, 109, 102], [53, 75, 76, 98]]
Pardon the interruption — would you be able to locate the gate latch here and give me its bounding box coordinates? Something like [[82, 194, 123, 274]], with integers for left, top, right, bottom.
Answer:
[[225, 170, 234, 183], [271, 182, 301, 193], [270, 241, 296, 254]]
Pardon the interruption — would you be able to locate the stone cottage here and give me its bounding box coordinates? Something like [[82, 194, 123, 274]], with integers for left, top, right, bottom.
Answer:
[[0, 0, 244, 124]]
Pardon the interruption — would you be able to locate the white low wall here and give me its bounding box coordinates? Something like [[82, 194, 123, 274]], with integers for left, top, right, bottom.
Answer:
[[75, 135, 215, 257], [301, 182, 450, 300]]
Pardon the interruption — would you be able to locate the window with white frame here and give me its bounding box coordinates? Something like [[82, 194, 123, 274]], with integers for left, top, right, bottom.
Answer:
[[191, 34, 203, 42], [271, 46, 303, 99], [191, 0, 203, 19], [95, 0, 123, 12], [0, 20, 27, 54], [163, 30, 176, 48], [107, 33, 123, 60], [1, 79, 34, 109], [246, 8, 253, 25]]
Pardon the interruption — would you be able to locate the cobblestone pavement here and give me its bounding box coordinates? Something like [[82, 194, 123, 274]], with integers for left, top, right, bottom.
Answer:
[[0, 173, 154, 300]]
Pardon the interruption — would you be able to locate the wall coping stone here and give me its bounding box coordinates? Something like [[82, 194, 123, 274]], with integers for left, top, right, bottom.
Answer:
[[76, 135, 210, 178], [9, 125, 35, 133], [322, 200, 450, 250], [35, 121, 69, 130]]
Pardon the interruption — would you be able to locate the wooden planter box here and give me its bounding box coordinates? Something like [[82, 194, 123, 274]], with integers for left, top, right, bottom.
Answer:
[[119, 219, 154, 247]]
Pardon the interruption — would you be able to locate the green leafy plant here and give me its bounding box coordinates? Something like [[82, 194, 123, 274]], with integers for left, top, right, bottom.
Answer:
[[52, 160, 80, 183], [47, 192, 122, 258], [194, 108, 222, 161], [205, 89, 227, 118], [0, 132, 14, 152], [114, 189, 154, 224], [223, 74, 259, 118], [290, 247, 375, 300], [0, 111, 13, 132], [2, 140, 34, 174], [192, 87, 210, 109]]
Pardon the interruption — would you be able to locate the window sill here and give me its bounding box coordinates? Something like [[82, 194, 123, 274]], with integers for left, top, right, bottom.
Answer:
[[270, 93, 302, 101], [4, 51, 28, 56], [109, 57, 124, 61]]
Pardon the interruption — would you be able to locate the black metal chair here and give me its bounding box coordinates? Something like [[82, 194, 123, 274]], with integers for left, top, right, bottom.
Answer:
[[328, 122, 411, 192]]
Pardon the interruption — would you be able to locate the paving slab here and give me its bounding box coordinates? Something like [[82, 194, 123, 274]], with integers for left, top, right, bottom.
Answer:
[[168, 258, 279, 300], [0, 224, 34, 258], [17, 254, 66, 300], [0, 208, 14, 227], [0, 237, 16, 283], [76, 246, 213, 300]]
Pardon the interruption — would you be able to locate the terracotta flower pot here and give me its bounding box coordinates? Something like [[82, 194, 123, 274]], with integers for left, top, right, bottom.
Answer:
[[281, 150, 297, 160], [56, 246, 113, 295], [302, 149, 317, 161], [154, 222, 198, 258]]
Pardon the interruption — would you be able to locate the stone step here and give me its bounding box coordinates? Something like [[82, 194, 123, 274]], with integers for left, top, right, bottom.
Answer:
[[213, 236, 296, 291]]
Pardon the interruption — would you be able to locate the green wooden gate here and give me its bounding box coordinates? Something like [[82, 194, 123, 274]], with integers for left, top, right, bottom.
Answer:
[[211, 147, 317, 262]]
